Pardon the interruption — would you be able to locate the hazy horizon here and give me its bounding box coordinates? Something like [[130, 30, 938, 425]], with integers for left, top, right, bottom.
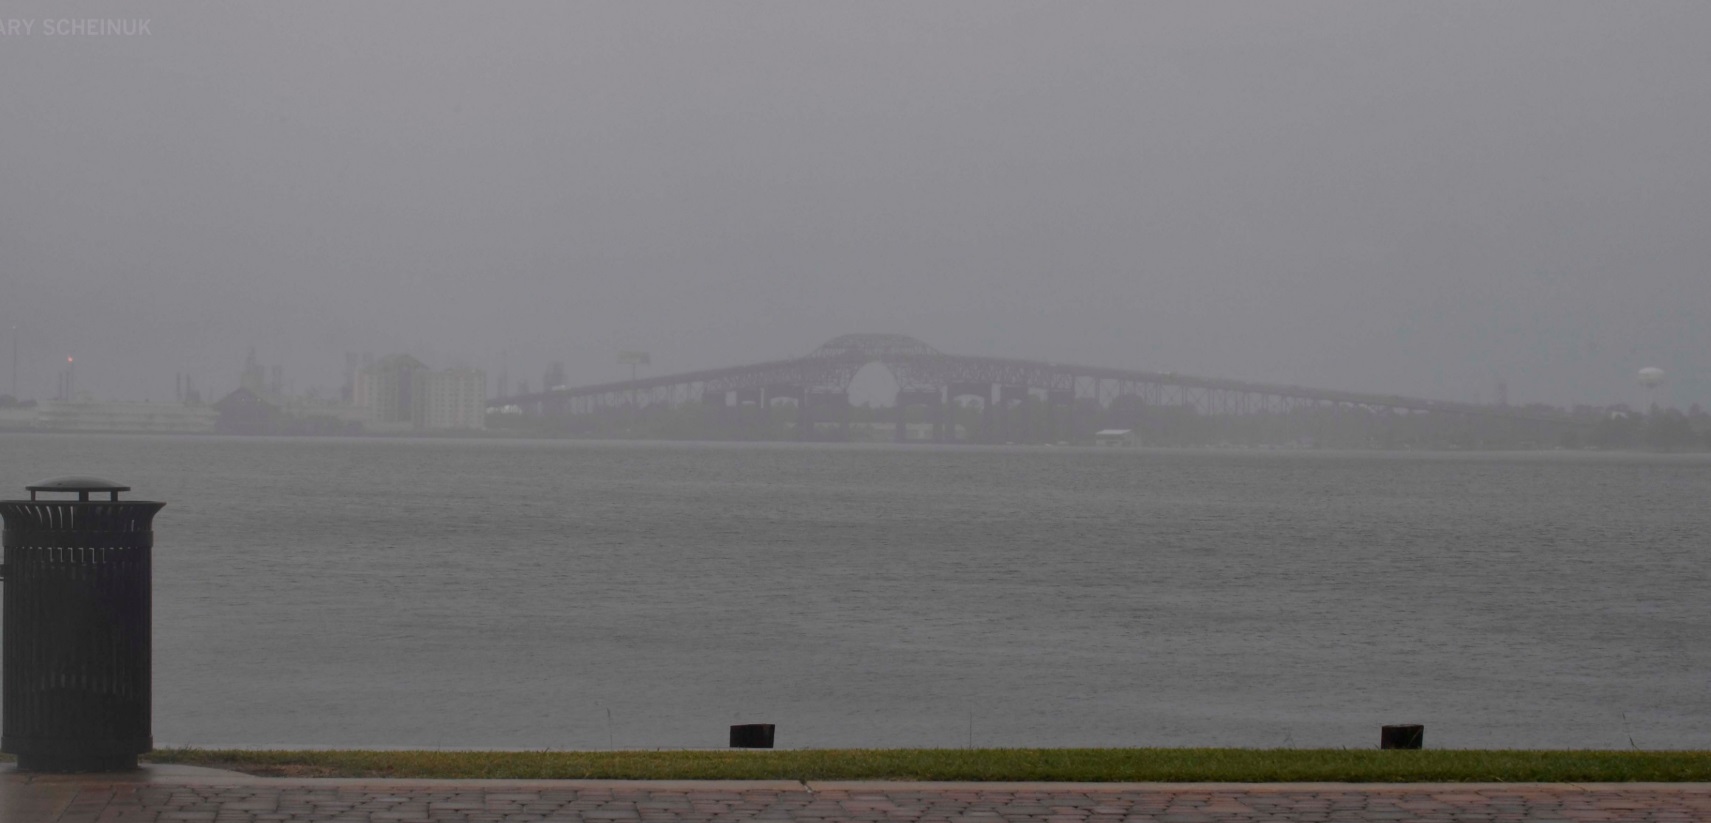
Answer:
[[4, 2, 1708, 409]]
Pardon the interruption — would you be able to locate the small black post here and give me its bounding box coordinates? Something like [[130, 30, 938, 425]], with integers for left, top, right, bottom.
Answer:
[[1381, 724, 1424, 749], [729, 723, 775, 749]]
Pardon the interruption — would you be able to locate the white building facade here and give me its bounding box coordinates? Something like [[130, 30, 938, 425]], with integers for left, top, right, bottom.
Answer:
[[422, 368, 487, 430], [35, 401, 218, 433], [354, 356, 486, 431]]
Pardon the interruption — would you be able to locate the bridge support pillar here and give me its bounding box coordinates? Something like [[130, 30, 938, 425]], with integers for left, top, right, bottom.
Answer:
[[893, 389, 942, 444], [760, 385, 805, 441], [734, 388, 763, 440], [997, 385, 1029, 444], [946, 383, 992, 444], [1047, 390, 1076, 443], [800, 390, 850, 442]]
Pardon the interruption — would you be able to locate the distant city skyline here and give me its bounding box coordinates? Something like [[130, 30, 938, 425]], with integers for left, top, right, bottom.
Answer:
[[0, 328, 1696, 416]]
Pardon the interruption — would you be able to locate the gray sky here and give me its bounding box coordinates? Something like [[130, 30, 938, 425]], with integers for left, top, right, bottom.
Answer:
[[3, 2, 1708, 408]]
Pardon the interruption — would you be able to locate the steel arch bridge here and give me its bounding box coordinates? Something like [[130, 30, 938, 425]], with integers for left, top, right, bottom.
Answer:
[[495, 334, 1577, 442]]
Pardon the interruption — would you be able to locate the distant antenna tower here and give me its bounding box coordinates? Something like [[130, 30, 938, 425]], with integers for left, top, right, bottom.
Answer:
[[1496, 380, 1508, 407], [617, 351, 650, 383]]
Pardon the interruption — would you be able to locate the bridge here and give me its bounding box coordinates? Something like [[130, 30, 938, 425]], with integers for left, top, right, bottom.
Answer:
[[493, 334, 1577, 445]]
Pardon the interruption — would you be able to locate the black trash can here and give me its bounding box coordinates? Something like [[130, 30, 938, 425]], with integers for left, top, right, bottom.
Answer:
[[1, 477, 164, 772]]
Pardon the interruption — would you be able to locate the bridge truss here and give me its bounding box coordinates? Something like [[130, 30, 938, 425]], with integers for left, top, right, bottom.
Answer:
[[496, 334, 1576, 441]]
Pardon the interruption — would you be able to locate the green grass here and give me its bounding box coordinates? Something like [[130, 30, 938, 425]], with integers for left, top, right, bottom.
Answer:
[[141, 748, 1711, 782]]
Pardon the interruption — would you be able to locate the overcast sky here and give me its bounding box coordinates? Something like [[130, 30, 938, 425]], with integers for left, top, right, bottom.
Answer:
[[3, 2, 1707, 408]]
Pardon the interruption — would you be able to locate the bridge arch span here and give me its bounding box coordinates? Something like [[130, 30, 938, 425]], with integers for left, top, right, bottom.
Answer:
[[809, 334, 941, 359], [498, 334, 1584, 448]]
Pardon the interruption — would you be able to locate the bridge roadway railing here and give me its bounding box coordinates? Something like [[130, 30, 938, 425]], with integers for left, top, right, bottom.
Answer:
[[502, 356, 820, 403], [495, 353, 1579, 426], [911, 355, 1577, 425]]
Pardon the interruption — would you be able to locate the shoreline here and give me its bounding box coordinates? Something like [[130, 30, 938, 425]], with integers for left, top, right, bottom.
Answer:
[[3, 426, 1707, 456]]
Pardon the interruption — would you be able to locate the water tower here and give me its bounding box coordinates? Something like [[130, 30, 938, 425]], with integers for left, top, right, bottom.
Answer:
[[1637, 366, 1665, 409]]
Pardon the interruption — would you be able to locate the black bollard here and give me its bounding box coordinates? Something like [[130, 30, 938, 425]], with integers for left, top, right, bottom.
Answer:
[[730, 724, 775, 749], [1381, 724, 1424, 749]]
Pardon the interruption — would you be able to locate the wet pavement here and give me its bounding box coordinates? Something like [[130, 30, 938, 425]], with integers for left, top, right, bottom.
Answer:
[[4, 766, 1710, 822]]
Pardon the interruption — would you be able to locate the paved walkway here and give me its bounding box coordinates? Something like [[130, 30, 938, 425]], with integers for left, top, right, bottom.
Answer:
[[4, 767, 1710, 822]]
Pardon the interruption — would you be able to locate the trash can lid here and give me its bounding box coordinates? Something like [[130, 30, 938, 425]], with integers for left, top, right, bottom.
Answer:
[[25, 476, 133, 501], [27, 476, 131, 493]]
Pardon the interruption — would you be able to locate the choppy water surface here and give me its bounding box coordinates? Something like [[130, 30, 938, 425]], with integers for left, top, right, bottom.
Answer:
[[1, 434, 1707, 749]]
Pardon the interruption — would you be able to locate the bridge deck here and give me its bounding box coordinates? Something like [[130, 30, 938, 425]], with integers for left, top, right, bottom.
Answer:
[[497, 351, 1573, 425]]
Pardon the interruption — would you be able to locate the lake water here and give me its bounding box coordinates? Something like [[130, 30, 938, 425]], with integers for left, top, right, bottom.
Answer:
[[1, 434, 1707, 750]]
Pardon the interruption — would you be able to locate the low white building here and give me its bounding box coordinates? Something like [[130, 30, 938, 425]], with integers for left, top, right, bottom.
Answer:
[[35, 401, 218, 434], [1094, 428, 1140, 447], [0, 407, 38, 429]]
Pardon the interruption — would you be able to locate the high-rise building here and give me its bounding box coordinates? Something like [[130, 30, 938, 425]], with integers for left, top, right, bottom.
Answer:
[[354, 354, 429, 425], [342, 353, 360, 403], [422, 368, 487, 430], [240, 347, 265, 392], [354, 355, 485, 430]]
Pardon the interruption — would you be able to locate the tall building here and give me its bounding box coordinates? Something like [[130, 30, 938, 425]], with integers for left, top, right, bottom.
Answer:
[[342, 352, 360, 403], [422, 368, 487, 430], [240, 347, 265, 392], [354, 354, 430, 425], [354, 355, 485, 430]]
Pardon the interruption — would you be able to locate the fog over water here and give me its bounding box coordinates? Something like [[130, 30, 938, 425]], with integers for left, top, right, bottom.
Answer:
[[3, 2, 1709, 407]]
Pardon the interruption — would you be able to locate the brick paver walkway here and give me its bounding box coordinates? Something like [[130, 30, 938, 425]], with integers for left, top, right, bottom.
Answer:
[[5, 771, 1710, 822]]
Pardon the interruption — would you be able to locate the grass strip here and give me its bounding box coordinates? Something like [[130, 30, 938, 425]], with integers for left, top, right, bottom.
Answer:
[[143, 748, 1711, 782]]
